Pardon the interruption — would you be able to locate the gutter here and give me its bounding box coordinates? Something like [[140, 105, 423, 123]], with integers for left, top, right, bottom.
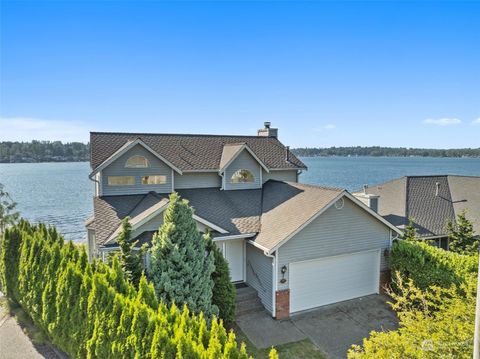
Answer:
[[264, 250, 277, 318]]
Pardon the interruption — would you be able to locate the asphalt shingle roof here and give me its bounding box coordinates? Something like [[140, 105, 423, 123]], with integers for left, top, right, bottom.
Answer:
[[93, 181, 345, 250], [90, 132, 306, 172], [363, 175, 480, 237]]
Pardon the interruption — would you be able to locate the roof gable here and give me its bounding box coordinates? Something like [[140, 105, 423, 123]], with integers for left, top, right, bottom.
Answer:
[[89, 138, 183, 177], [219, 143, 269, 173]]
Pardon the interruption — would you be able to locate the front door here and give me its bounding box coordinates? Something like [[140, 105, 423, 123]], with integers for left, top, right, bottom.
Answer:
[[219, 239, 244, 282]]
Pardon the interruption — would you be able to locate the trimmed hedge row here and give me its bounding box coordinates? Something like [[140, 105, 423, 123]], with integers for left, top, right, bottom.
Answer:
[[390, 239, 478, 290], [0, 220, 252, 358]]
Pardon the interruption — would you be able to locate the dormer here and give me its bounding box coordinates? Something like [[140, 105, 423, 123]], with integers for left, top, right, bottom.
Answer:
[[89, 138, 182, 196], [219, 143, 269, 190]]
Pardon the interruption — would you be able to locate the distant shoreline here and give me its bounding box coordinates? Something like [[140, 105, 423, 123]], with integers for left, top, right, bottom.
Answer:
[[292, 147, 480, 158]]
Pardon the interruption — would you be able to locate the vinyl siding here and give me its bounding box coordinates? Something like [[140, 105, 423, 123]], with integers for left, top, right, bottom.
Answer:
[[262, 170, 298, 183], [224, 151, 261, 190], [277, 197, 391, 291], [101, 144, 173, 196], [246, 243, 273, 313], [130, 214, 165, 239], [174, 172, 221, 189]]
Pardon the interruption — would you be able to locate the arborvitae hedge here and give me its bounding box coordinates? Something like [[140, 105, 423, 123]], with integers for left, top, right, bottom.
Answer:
[[0, 220, 254, 358], [390, 239, 478, 290]]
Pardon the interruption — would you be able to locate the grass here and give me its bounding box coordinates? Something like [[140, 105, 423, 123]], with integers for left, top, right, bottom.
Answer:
[[233, 324, 327, 359], [0, 296, 49, 345]]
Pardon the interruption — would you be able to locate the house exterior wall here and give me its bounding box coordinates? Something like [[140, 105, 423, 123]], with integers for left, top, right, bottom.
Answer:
[[246, 243, 273, 313], [101, 144, 173, 196], [224, 151, 262, 190], [174, 172, 221, 189], [277, 197, 391, 291], [262, 170, 298, 183]]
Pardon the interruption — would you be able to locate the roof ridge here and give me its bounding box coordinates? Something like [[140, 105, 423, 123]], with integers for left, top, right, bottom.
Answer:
[[268, 179, 344, 192], [90, 131, 276, 139]]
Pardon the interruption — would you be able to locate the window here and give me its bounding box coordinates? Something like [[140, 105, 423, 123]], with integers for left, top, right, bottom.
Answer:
[[230, 169, 255, 183], [142, 175, 167, 185], [107, 176, 135, 186], [125, 155, 149, 168]]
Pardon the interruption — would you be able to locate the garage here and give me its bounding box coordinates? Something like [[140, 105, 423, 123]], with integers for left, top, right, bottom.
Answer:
[[289, 250, 381, 313]]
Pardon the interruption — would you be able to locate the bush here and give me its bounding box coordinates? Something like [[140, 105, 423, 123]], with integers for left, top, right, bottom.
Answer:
[[390, 239, 477, 290], [348, 275, 476, 358], [0, 220, 253, 358], [206, 235, 236, 326]]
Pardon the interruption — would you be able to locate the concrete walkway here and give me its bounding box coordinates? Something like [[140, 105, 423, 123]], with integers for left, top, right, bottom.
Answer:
[[0, 299, 60, 359], [236, 294, 398, 359]]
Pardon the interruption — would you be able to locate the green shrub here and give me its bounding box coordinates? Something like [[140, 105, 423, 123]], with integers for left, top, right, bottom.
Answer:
[[390, 239, 477, 290], [348, 274, 476, 358], [0, 220, 253, 358], [206, 235, 236, 326]]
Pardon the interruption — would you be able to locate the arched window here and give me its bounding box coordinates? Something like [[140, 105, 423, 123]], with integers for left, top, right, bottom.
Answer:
[[230, 169, 255, 183], [125, 155, 149, 168]]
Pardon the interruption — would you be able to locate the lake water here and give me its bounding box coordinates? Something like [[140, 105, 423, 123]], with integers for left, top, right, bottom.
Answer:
[[0, 157, 479, 243]]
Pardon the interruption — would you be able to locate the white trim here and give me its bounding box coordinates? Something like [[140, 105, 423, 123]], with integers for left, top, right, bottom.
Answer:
[[259, 164, 263, 184], [375, 249, 381, 294], [219, 144, 270, 174], [269, 167, 306, 171], [192, 214, 229, 234], [243, 240, 247, 282], [247, 239, 270, 252], [89, 138, 183, 177], [213, 233, 256, 241], [264, 250, 277, 318], [182, 169, 219, 173], [171, 169, 174, 192]]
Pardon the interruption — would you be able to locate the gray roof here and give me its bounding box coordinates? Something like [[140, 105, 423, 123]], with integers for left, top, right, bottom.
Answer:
[[90, 132, 306, 172], [363, 175, 480, 237], [93, 181, 346, 250]]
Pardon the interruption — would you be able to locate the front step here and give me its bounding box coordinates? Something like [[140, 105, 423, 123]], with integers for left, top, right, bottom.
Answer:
[[235, 286, 265, 316]]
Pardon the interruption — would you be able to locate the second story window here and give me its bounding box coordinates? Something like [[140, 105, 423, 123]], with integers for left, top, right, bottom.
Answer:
[[142, 175, 167, 185], [230, 169, 255, 183], [108, 176, 135, 186], [125, 155, 150, 168]]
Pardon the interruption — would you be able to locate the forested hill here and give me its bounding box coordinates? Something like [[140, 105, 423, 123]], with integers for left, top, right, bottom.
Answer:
[[0, 141, 90, 163], [292, 146, 480, 158]]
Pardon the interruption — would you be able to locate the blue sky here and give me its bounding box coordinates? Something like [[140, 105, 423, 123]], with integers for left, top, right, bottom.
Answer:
[[1, 1, 479, 148]]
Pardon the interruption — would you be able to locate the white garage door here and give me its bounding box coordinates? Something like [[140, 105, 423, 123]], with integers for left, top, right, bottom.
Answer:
[[289, 250, 380, 313]]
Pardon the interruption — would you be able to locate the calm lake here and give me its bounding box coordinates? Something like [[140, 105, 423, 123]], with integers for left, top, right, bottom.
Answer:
[[0, 157, 479, 243]]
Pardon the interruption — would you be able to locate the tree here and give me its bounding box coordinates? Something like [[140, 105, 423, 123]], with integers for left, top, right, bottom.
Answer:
[[0, 184, 20, 234], [402, 218, 418, 242], [117, 217, 145, 287], [148, 192, 217, 318], [447, 211, 478, 255], [206, 234, 236, 326]]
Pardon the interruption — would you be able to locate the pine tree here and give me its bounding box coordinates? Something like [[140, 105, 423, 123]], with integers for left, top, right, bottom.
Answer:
[[0, 184, 20, 234], [402, 218, 418, 241], [206, 234, 236, 325], [117, 217, 145, 287], [149, 192, 217, 318], [447, 210, 478, 254]]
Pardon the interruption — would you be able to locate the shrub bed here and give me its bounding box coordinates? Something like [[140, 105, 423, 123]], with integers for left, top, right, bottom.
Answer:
[[390, 239, 478, 290], [0, 220, 252, 358]]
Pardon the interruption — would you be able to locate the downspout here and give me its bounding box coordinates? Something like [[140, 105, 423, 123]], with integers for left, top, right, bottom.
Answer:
[[264, 251, 277, 318], [89, 172, 101, 196]]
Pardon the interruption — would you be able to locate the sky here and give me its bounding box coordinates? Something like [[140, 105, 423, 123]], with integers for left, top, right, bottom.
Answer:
[[0, 1, 479, 148]]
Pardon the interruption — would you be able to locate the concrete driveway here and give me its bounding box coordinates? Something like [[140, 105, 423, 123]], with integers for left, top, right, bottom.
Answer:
[[236, 294, 398, 359]]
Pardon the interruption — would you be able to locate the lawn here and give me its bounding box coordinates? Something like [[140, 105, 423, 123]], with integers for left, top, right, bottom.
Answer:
[[233, 325, 326, 359]]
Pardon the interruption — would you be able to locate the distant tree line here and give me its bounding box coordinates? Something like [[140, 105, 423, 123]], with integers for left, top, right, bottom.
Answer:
[[0, 141, 89, 163], [292, 146, 480, 158]]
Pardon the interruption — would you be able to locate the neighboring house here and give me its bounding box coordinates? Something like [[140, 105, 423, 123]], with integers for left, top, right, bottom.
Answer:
[[86, 123, 402, 319], [355, 175, 480, 249]]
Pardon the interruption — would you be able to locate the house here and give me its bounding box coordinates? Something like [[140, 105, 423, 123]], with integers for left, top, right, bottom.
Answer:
[[86, 123, 402, 319], [355, 175, 480, 249]]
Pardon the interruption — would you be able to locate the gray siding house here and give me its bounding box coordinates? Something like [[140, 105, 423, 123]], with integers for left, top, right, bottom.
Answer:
[[356, 175, 480, 250], [86, 123, 401, 319]]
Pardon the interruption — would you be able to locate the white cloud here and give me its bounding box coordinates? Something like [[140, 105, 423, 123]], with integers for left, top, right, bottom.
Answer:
[[472, 118, 480, 125], [0, 117, 90, 143], [423, 118, 461, 126], [324, 124, 336, 130]]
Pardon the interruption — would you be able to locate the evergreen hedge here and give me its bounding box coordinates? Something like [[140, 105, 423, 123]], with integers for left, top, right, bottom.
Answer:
[[390, 239, 478, 290], [0, 220, 253, 358]]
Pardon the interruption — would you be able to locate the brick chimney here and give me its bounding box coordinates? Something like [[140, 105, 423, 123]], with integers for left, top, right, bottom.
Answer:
[[257, 122, 278, 138]]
